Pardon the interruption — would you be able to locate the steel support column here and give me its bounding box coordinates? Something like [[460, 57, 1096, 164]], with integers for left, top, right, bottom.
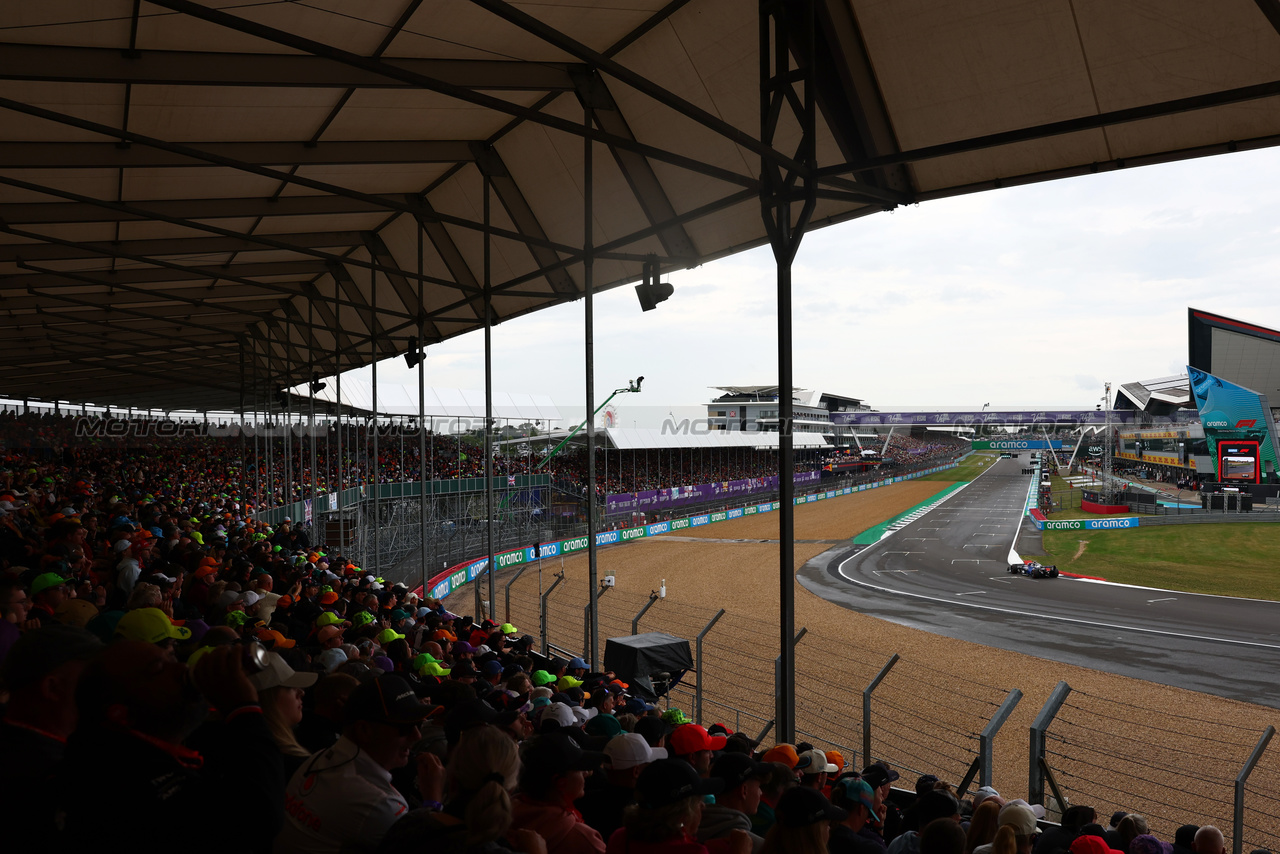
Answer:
[[760, 0, 817, 745], [484, 173, 496, 621], [583, 106, 600, 671], [418, 225, 429, 596]]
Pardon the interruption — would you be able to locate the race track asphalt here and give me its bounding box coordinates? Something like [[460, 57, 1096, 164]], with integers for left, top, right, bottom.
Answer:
[[796, 456, 1280, 708]]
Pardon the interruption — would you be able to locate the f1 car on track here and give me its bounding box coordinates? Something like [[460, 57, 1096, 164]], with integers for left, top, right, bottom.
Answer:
[[1008, 559, 1059, 578]]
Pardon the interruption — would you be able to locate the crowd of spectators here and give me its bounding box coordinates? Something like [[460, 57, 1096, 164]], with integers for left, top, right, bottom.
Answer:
[[0, 412, 1245, 854]]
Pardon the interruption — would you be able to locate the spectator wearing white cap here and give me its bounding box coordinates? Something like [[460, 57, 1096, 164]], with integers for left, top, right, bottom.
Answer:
[[794, 748, 837, 791], [250, 651, 319, 779], [972, 803, 1039, 854], [577, 732, 667, 842]]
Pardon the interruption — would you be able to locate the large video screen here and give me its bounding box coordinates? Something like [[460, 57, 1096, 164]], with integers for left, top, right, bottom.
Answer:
[[1219, 441, 1260, 482]]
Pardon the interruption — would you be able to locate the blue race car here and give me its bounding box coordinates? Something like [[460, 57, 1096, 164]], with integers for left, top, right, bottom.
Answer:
[[1008, 559, 1059, 578]]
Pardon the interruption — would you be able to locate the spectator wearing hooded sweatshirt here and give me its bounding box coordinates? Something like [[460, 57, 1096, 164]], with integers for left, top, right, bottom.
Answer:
[[700, 752, 769, 853]]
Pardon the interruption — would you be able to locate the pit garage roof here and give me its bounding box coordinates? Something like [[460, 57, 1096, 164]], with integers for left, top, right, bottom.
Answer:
[[5, 1, 1280, 412]]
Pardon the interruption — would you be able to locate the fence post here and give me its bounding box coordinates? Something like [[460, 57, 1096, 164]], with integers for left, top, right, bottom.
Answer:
[[540, 571, 564, 656], [978, 689, 1022, 789], [863, 653, 899, 767], [1234, 726, 1275, 854], [694, 608, 726, 724], [504, 560, 530, 623], [632, 592, 659, 635], [773, 627, 806, 739], [584, 584, 610, 650], [1029, 681, 1072, 806]]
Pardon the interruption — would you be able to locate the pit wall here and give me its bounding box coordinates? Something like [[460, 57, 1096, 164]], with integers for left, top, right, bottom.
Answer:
[[414, 462, 961, 599]]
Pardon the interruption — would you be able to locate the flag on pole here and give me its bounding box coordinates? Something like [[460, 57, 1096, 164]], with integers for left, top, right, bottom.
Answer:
[[507, 475, 516, 487]]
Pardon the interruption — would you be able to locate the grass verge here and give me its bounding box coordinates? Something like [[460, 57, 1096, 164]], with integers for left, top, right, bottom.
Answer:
[[917, 452, 996, 482], [1042, 523, 1280, 600]]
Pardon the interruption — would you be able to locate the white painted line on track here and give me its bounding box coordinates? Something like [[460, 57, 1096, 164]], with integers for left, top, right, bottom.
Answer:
[[1147, 597, 1176, 603], [835, 552, 1280, 651]]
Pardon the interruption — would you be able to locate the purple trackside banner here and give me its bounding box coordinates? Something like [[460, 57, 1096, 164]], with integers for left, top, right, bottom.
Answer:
[[605, 471, 821, 515]]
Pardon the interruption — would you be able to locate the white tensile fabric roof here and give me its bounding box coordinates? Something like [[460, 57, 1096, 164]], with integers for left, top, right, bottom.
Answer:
[[3, 1, 1280, 411], [603, 427, 830, 450]]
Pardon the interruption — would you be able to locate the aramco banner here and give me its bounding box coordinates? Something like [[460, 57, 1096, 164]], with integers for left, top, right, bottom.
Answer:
[[1187, 366, 1280, 482], [605, 471, 821, 515], [970, 440, 1064, 450]]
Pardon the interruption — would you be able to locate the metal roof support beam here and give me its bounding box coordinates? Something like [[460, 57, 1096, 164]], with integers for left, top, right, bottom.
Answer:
[[0, 141, 475, 169], [0, 99, 596, 260], [0, 260, 328, 288], [571, 70, 697, 260], [0, 197, 386, 226], [144, 0, 762, 191], [823, 77, 1280, 177], [0, 43, 578, 91], [470, 0, 809, 178], [471, 144, 579, 295], [0, 228, 365, 264], [802, 0, 913, 200], [0, 174, 469, 293], [361, 232, 444, 341], [411, 201, 485, 320], [328, 262, 399, 357], [0, 223, 417, 323]]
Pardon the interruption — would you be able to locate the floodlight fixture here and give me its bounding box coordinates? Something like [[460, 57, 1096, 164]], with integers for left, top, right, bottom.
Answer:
[[405, 336, 425, 368], [634, 257, 673, 312]]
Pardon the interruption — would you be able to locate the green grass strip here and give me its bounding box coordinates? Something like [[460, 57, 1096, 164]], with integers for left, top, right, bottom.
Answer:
[[1042, 523, 1280, 600], [852, 481, 970, 544]]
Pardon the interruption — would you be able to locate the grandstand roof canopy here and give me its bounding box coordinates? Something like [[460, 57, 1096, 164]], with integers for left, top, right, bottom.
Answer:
[[5, 2, 1280, 412], [284, 376, 563, 421]]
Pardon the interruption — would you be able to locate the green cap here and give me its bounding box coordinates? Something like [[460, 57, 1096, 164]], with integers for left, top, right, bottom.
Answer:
[[30, 572, 68, 597]]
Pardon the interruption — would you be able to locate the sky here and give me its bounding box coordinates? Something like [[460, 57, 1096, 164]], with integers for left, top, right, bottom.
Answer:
[[346, 146, 1280, 429]]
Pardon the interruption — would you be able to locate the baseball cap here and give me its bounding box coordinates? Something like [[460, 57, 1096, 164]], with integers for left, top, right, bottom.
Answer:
[[568, 656, 588, 670], [539, 701, 579, 729], [255, 628, 296, 649], [376, 628, 405, 645], [31, 572, 71, 598], [973, 785, 1001, 808], [775, 786, 847, 827], [557, 675, 583, 690], [251, 651, 320, 692], [344, 674, 434, 726], [636, 758, 723, 809], [531, 670, 557, 687], [54, 599, 99, 629], [761, 744, 800, 768], [315, 612, 345, 628], [351, 611, 375, 627], [660, 708, 692, 726], [861, 761, 900, 788], [317, 625, 344, 644], [115, 607, 193, 644], [668, 723, 728, 756], [832, 777, 878, 818], [998, 802, 1040, 836], [317, 648, 348, 672], [585, 712, 623, 738], [796, 748, 838, 774], [521, 732, 606, 778], [481, 659, 504, 676], [605, 732, 668, 770], [710, 752, 768, 789], [500, 622, 519, 635]]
